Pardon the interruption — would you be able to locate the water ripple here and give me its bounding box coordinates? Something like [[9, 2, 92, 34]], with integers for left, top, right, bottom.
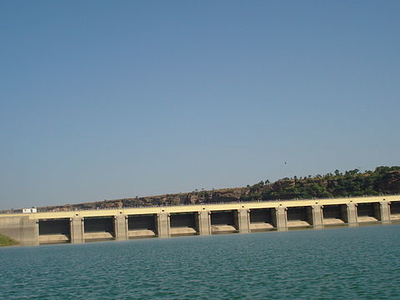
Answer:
[[1, 225, 400, 299]]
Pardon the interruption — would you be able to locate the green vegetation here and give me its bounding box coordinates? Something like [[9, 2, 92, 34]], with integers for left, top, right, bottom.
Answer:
[[241, 166, 400, 202], [0, 234, 18, 247]]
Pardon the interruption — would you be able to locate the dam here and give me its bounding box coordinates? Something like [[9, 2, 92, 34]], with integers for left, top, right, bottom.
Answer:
[[1, 195, 399, 246]]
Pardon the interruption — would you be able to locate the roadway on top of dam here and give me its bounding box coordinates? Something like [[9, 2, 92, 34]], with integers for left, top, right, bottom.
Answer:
[[3, 195, 399, 220]]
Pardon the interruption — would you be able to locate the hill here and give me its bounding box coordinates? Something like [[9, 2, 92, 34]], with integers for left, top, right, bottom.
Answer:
[[33, 166, 400, 212]]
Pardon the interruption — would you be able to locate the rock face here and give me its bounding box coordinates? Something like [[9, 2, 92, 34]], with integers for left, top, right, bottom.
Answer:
[[36, 187, 248, 212]]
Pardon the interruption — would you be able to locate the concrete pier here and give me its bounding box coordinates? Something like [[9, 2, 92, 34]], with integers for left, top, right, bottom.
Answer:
[[311, 204, 323, 229], [21, 217, 39, 246], [197, 210, 211, 235], [379, 201, 391, 224], [237, 209, 250, 233], [70, 217, 84, 244], [346, 202, 358, 226], [157, 212, 170, 238], [1, 195, 400, 246], [114, 215, 128, 241], [275, 206, 288, 231]]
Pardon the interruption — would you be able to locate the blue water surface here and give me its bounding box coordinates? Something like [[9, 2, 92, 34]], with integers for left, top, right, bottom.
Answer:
[[1, 224, 399, 299]]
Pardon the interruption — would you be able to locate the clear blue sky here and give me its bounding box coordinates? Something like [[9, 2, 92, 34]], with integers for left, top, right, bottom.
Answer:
[[1, 1, 399, 210]]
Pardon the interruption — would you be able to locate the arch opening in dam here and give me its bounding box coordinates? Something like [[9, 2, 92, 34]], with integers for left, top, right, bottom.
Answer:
[[170, 213, 197, 236], [390, 202, 400, 221], [38, 218, 70, 244], [249, 208, 276, 232], [211, 210, 238, 234], [357, 203, 380, 224], [84, 216, 115, 241], [322, 204, 347, 226], [127, 214, 157, 238], [287, 206, 312, 229]]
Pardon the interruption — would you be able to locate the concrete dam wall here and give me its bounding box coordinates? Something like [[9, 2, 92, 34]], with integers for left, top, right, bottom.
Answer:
[[1, 195, 399, 246]]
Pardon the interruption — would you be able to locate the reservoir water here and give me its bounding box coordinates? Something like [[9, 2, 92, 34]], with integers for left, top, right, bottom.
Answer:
[[1, 224, 399, 299]]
